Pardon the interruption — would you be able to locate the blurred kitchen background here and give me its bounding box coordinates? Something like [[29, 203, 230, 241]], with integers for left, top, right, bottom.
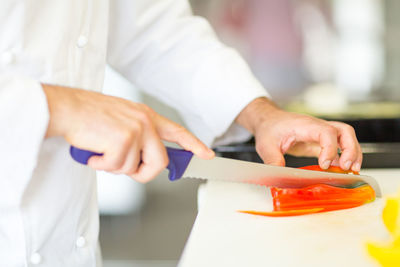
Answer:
[[100, 1, 400, 266]]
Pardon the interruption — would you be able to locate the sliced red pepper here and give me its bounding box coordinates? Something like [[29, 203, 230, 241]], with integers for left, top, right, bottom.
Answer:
[[271, 184, 375, 204], [239, 165, 375, 218], [238, 208, 324, 217], [271, 184, 375, 211], [299, 165, 359, 175], [275, 198, 366, 210], [312, 202, 367, 212], [277, 201, 367, 212]]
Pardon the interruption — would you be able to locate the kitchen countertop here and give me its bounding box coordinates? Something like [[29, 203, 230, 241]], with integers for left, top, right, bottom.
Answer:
[[179, 169, 400, 267]]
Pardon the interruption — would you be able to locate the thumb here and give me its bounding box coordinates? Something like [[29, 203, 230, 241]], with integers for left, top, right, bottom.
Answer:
[[154, 114, 214, 159], [256, 142, 286, 166]]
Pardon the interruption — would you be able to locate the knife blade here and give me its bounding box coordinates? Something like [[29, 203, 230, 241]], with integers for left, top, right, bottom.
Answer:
[[70, 146, 382, 197]]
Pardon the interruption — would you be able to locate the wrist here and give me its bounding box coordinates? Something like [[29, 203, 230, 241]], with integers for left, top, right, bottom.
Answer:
[[42, 84, 75, 138], [235, 97, 282, 134]]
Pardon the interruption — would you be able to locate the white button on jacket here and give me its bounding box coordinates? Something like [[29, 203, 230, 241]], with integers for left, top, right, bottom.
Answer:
[[30, 253, 42, 265], [76, 236, 86, 248], [77, 35, 89, 48], [0, 0, 267, 266]]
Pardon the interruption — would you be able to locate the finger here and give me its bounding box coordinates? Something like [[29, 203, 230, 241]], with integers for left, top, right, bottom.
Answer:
[[130, 137, 168, 183], [328, 122, 361, 171], [331, 154, 340, 167], [256, 140, 285, 166], [281, 136, 296, 154], [316, 126, 339, 169], [286, 142, 321, 157], [88, 146, 128, 171], [352, 150, 363, 172], [154, 115, 214, 159], [117, 143, 142, 175]]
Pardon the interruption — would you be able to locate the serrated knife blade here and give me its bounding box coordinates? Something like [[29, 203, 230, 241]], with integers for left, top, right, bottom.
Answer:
[[165, 148, 381, 197]]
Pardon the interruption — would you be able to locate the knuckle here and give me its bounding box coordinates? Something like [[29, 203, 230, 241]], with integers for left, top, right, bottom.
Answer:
[[128, 103, 153, 125], [136, 103, 154, 119], [136, 111, 152, 125], [118, 130, 135, 147], [324, 125, 338, 136], [118, 123, 144, 145], [130, 120, 143, 134], [344, 124, 356, 134]]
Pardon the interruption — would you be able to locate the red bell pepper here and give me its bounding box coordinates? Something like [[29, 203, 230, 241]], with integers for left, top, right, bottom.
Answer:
[[271, 184, 375, 211], [239, 165, 375, 217]]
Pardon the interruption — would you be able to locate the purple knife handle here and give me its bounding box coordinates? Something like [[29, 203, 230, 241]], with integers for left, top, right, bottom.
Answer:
[[166, 147, 194, 181], [70, 146, 193, 181], [70, 146, 103, 165]]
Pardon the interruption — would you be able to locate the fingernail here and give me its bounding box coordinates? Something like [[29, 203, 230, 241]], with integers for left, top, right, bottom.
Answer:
[[202, 148, 215, 159], [343, 160, 352, 170], [321, 160, 331, 170], [352, 162, 361, 172], [209, 150, 215, 158]]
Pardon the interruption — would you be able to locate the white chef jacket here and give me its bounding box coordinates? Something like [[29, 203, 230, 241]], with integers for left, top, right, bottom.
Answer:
[[0, 0, 268, 266]]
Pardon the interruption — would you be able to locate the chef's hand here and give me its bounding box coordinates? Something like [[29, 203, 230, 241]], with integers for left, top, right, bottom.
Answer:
[[42, 84, 214, 183], [236, 97, 362, 172]]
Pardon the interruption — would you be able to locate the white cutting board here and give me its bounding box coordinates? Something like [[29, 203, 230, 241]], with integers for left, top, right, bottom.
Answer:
[[179, 169, 400, 267]]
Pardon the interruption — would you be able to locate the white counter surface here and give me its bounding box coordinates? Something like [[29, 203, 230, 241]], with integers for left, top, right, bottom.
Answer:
[[179, 169, 400, 267]]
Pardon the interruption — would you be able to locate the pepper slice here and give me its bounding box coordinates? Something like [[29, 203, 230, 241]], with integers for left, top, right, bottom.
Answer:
[[275, 198, 366, 211], [239, 165, 375, 217], [271, 184, 375, 211], [299, 165, 360, 175], [271, 184, 375, 200], [239, 184, 374, 217], [238, 208, 324, 217]]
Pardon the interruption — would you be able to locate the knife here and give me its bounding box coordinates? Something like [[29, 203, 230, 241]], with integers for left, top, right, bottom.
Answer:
[[70, 146, 381, 197]]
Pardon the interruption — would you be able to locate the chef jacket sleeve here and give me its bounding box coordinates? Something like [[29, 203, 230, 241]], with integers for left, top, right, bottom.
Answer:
[[0, 74, 49, 197], [107, 0, 269, 146]]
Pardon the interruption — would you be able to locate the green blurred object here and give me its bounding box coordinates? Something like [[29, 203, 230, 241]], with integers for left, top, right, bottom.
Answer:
[[285, 101, 400, 120]]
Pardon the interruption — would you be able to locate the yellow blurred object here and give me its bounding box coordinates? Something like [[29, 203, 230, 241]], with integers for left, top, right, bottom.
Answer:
[[367, 195, 400, 266], [382, 198, 400, 236], [367, 242, 400, 267]]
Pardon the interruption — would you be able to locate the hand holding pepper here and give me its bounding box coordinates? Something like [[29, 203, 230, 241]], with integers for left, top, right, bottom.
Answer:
[[236, 97, 362, 172]]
